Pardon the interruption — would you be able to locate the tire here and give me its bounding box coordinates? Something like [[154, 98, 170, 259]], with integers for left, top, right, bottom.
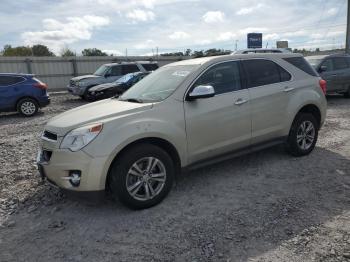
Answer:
[[286, 113, 318, 157], [17, 98, 39, 117], [108, 143, 175, 209], [82, 87, 96, 102]]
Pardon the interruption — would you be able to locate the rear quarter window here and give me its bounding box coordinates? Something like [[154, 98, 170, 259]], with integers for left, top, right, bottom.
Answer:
[[142, 64, 159, 71], [284, 57, 318, 77]]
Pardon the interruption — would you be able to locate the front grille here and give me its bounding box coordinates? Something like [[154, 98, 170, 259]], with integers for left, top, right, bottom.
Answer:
[[42, 130, 57, 141]]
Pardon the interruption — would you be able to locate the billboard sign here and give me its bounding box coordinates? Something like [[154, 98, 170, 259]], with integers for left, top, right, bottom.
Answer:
[[276, 40, 289, 49], [247, 33, 262, 48]]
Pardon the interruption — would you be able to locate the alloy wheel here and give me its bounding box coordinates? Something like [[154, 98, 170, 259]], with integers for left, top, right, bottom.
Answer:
[[296, 120, 315, 150], [126, 157, 167, 201]]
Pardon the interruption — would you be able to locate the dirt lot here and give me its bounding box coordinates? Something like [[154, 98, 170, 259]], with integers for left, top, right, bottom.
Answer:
[[0, 93, 349, 262]]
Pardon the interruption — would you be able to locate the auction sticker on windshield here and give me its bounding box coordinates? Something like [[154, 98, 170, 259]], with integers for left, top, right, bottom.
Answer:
[[172, 71, 191, 77]]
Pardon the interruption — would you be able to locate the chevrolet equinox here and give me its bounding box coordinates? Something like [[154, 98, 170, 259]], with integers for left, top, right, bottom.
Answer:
[[37, 54, 327, 209]]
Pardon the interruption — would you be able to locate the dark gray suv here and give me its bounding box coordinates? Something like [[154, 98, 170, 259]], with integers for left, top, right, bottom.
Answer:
[[306, 54, 350, 97]]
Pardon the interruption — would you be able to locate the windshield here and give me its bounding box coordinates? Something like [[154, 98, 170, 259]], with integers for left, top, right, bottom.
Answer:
[[94, 65, 109, 76], [119, 65, 199, 103], [305, 58, 322, 67], [116, 73, 135, 83]]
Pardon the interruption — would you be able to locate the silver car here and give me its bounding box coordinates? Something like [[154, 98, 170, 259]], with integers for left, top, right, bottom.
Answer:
[[38, 53, 327, 209]]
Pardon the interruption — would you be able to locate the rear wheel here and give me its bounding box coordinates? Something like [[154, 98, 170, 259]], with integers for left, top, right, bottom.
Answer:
[[286, 113, 318, 156], [17, 98, 39, 117], [108, 144, 175, 209]]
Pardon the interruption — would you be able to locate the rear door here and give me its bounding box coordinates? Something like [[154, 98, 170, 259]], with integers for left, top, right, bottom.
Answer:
[[0, 76, 25, 110], [242, 59, 292, 144], [184, 60, 251, 163]]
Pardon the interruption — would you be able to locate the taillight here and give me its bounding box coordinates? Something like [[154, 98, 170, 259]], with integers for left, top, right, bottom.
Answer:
[[34, 83, 48, 89], [319, 79, 326, 95]]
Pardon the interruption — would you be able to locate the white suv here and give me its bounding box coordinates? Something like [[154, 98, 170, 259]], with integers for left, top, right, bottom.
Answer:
[[38, 54, 327, 209]]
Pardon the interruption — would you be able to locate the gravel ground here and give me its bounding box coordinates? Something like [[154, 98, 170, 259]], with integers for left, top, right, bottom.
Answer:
[[0, 93, 349, 262]]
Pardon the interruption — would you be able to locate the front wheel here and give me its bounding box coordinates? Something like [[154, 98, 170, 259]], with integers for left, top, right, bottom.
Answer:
[[286, 113, 318, 156], [108, 144, 175, 209], [17, 98, 39, 117]]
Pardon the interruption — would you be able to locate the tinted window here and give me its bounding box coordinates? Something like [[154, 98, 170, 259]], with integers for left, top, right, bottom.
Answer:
[[122, 64, 140, 74], [332, 57, 348, 70], [193, 61, 242, 94], [321, 59, 333, 72], [0, 76, 25, 86], [284, 57, 318, 76], [108, 66, 121, 76], [142, 64, 159, 71], [279, 66, 292, 82], [242, 59, 281, 88]]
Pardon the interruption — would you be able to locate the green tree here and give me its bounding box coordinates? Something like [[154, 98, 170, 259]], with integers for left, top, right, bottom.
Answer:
[[184, 49, 192, 56], [2, 45, 32, 56], [32, 44, 55, 56], [82, 48, 107, 56], [60, 47, 76, 57], [192, 50, 204, 58]]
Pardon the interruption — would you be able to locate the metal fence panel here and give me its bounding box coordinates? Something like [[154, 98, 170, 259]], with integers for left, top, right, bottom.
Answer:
[[0, 56, 189, 90]]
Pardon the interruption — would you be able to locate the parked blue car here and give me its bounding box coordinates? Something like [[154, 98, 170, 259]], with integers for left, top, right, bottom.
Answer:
[[0, 73, 50, 116]]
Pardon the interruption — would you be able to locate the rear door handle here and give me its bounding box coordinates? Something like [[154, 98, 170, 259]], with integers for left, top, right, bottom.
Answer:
[[283, 87, 295, 92], [234, 98, 248, 105]]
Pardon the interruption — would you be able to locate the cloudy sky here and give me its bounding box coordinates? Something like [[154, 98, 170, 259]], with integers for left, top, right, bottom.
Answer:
[[0, 0, 347, 55]]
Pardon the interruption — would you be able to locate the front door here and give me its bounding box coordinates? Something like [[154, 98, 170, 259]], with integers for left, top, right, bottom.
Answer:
[[184, 61, 251, 164]]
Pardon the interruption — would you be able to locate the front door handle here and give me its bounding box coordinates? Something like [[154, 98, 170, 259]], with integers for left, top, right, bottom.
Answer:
[[234, 98, 248, 105], [283, 87, 295, 92]]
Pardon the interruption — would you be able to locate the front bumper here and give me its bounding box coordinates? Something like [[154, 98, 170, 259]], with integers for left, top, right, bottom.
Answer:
[[37, 148, 108, 191], [67, 85, 85, 96]]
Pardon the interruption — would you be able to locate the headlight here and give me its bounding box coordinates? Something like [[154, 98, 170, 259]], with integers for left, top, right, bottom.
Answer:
[[60, 123, 103, 152], [77, 81, 88, 87]]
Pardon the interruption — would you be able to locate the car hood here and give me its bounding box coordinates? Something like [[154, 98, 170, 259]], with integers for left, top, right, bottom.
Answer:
[[45, 99, 153, 135], [71, 75, 100, 82], [89, 82, 120, 91]]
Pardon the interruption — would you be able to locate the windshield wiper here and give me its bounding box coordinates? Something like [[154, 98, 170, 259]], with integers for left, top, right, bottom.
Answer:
[[118, 98, 143, 103]]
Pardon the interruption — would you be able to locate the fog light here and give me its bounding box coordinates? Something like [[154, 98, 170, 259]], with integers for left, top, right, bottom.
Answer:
[[62, 170, 81, 187]]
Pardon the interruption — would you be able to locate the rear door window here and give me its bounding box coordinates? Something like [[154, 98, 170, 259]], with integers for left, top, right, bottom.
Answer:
[[122, 64, 140, 74], [193, 61, 242, 94], [0, 76, 25, 86], [332, 57, 348, 70], [242, 59, 281, 88]]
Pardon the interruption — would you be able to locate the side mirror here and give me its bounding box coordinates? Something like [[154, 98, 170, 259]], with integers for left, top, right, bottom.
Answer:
[[104, 73, 111, 78], [319, 65, 327, 73], [188, 85, 215, 100]]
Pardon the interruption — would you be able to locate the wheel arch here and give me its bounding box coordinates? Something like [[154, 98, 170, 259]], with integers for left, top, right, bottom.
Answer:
[[105, 137, 182, 189], [15, 96, 40, 109], [295, 104, 322, 129]]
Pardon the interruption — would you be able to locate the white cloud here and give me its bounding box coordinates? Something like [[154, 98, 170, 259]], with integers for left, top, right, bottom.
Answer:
[[236, 4, 264, 15], [217, 32, 236, 41], [103, 49, 123, 56], [283, 30, 308, 37], [21, 15, 110, 52], [264, 33, 279, 41], [126, 9, 155, 22], [168, 31, 190, 40], [238, 27, 268, 35], [326, 8, 337, 16], [134, 39, 155, 49], [202, 11, 225, 23]]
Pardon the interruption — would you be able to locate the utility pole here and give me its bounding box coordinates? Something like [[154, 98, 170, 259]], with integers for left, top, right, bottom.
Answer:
[[346, 0, 350, 53]]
